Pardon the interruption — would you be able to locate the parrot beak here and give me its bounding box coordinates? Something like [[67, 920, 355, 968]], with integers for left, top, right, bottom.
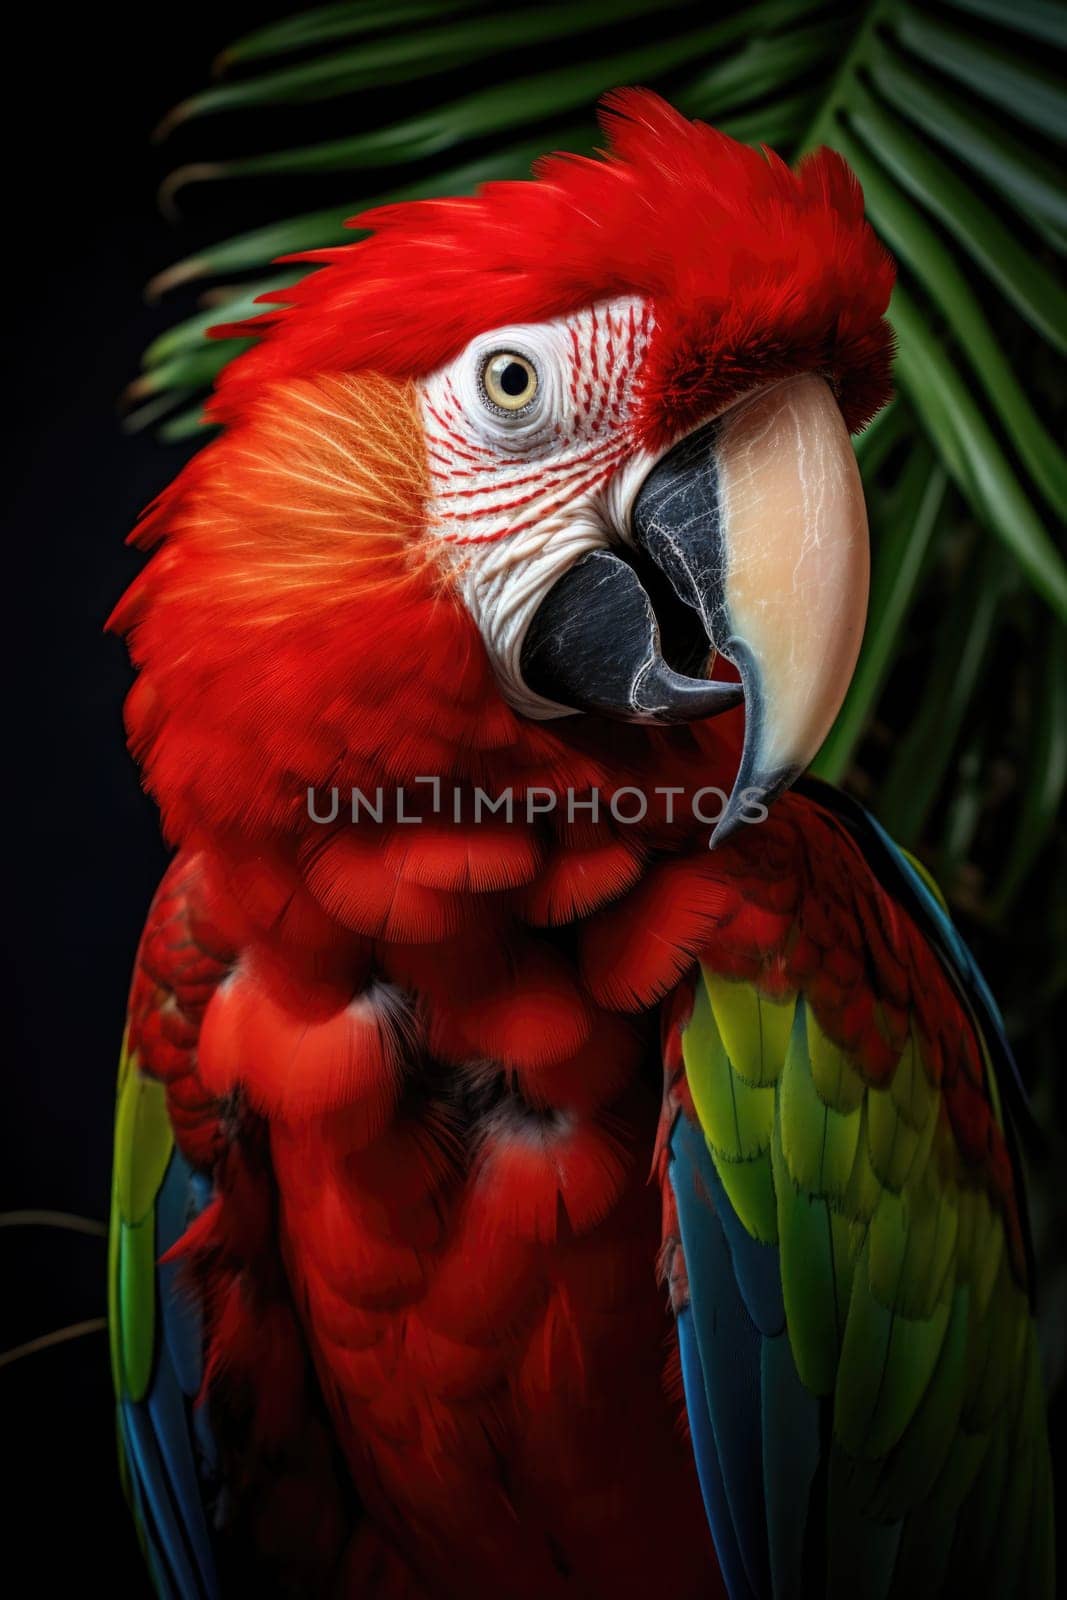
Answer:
[[520, 374, 870, 843]]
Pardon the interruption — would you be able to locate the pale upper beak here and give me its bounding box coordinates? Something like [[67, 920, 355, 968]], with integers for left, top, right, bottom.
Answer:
[[519, 374, 870, 842]]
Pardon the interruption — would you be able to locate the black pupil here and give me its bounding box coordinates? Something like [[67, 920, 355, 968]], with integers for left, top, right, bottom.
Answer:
[[500, 361, 529, 397]]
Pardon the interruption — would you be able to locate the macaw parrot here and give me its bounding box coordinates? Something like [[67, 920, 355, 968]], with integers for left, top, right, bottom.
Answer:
[[107, 90, 1054, 1600]]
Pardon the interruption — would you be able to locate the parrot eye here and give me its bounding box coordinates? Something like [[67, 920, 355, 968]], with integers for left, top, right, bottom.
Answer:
[[481, 351, 539, 413]]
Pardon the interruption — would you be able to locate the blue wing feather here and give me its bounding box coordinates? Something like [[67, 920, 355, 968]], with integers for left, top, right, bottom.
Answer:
[[691, 1121, 785, 1338], [671, 1114, 771, 1599], [121, 1397, 204, 1598], [760, 1334, 821, 1600], [120, 1405, 178, 1600], [156, 1160, 206, 1402], [121, 1148, 220, 1599], [677, 1309, 756, 1600], [146, 1349, 218, 1591]]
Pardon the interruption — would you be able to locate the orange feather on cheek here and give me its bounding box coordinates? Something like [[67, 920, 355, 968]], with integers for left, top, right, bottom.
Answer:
[[112, 371, 513, 840]]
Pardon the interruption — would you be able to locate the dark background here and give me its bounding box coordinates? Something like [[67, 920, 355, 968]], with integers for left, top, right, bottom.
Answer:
[[3, 7, 284, 1588]]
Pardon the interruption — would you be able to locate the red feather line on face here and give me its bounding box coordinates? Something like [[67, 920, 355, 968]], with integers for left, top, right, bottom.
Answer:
[[208, 88, 895, 445], [424, 297, 647, 549]]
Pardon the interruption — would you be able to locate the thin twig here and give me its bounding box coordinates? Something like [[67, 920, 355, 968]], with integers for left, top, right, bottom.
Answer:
[[0, 1317, 108, 1371], [0, 1210, 108, 1239]]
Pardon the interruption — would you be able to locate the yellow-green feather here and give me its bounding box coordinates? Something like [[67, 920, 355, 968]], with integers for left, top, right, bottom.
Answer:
[[702, 969, 794, 1087], [109, 1039, 174, 1405], [681, 974, 782, 1243], [780, 1009, 862, 1201], [807, 1005, 866, 1114], [771, 1101, 842, 1396]]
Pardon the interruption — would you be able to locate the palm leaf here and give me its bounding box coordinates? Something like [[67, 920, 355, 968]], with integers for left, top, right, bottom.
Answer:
[[131, 0, 1066, 1048]]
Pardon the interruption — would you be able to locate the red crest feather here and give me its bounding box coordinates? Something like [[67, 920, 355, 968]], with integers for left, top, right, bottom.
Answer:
[[210, 88, 894, 439]]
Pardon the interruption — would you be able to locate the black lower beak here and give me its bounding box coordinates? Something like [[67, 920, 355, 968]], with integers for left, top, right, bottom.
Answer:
[[520, 422, 740, 726], [518, 543, 740, 724]]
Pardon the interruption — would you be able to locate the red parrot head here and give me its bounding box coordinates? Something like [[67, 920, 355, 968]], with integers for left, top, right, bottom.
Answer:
[[113, 90, 894, 853]]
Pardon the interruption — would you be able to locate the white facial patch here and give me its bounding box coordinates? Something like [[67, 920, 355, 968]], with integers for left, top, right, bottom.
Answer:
[[418, 296, 654, 718]]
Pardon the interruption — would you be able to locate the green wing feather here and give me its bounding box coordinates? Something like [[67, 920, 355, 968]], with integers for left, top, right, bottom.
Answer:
[[678, 963, 1054, 1598], [109, 1031, 175, 1408]]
